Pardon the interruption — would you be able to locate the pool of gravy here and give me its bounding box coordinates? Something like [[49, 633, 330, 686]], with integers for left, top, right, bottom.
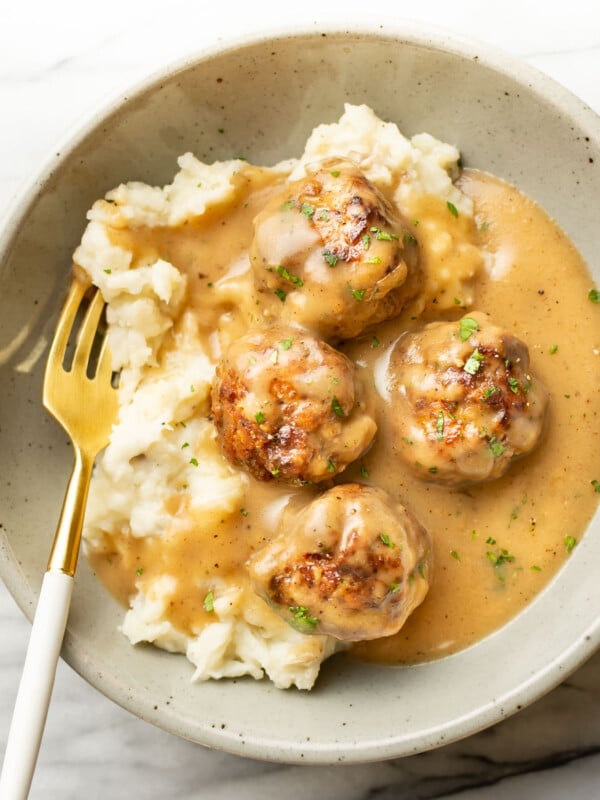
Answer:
[[89, 166, 600, 664]]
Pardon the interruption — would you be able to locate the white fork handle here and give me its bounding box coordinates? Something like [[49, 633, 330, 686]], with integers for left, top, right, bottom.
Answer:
[[0, 570, 73, 800]]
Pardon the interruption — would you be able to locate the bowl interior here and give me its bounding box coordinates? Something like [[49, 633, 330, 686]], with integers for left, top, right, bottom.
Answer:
[[1, 24, 599, 763]]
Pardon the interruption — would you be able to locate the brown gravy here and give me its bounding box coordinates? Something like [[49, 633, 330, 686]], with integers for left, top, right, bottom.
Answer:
[[89, 167, 600, 664]]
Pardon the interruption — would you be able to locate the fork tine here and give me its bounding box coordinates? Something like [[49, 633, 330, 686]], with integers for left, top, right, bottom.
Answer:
[[95, 333, 117, 385], [45, 279, 88, 371], [71, 289, 105, 375]]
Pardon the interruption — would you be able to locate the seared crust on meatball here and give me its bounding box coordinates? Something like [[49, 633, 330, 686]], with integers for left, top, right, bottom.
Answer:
[[211, 325, 377, 484], [250, 157, 420, 341], [387, 312, 548, 485], [247, 483, 432, 641]]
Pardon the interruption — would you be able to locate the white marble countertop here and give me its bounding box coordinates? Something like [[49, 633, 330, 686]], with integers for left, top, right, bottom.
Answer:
[[1, 1, 599, 797]]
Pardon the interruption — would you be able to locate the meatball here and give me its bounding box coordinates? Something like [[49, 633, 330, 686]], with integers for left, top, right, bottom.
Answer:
[[250, 157, 420, 341], [387, 312, 548, 485], [247, 484, 431, 641], [211, 325, 377, 484]]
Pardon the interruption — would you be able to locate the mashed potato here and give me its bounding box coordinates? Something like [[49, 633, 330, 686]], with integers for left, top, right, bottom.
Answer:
[[79, 104, 481, 690]]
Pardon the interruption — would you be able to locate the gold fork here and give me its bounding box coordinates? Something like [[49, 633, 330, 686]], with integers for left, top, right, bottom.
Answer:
[[0, 279, 118, 800]]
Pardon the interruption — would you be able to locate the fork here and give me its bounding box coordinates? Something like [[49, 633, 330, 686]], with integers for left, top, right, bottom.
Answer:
[[0, 279, 118, 799]]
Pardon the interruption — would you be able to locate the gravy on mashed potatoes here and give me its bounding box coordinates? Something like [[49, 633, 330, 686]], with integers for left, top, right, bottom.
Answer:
[[76, 104, 600, 690]]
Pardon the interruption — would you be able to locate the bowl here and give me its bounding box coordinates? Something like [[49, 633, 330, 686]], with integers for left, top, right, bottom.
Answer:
[[1, 21, 599, 764]]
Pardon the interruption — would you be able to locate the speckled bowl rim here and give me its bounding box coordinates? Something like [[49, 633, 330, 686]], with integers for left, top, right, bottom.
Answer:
[[1, 18, 599, 764]]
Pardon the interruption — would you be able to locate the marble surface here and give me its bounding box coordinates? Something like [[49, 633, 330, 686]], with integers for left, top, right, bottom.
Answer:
[[1, 1, 599, 797]]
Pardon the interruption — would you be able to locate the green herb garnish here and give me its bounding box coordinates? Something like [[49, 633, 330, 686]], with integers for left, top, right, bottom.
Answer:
[[289, 606, 318, 631], [459, 317, 479, 341], [447, 201, 459, 218], [331, 396, 345, 418], [436, 411, 444, 441], [276, 265, 304, 286], [488, 435, 507, 458], [322, 250, 339, 267], [463, 349, 484, 375], [565, 535, 577, 553], [203, 591, 215, 612]]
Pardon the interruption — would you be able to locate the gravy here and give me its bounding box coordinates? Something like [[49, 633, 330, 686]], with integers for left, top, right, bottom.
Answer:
[[90, 167, 600, 664]]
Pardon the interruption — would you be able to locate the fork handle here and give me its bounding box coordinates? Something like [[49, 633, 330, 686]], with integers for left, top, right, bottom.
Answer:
[[0, 570, 73, 799]]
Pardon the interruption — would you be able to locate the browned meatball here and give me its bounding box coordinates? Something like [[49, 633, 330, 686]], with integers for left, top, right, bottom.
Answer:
[[387, 312, 548, 485], [247, 483, 432, 641], [211, 325, 377, 484], [250, 157, 420, 341]]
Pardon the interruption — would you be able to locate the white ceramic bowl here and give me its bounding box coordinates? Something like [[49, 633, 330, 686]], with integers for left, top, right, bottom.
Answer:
[[1, 22, 599, 764]]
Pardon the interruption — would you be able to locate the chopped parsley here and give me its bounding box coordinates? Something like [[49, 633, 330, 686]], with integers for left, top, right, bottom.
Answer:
[[447, 201, 459, 218], [135, 567, 144, 576], [389, 581, 402, 594], [289, 605, 318, 631], [436, 411, 445, 441], [450, 550, 461, 561], [327, 458, 336, 473], [274, 288, 287, 302], [591, 479, 600, 493], [360, 464, 370, 479], [380, 533, 395, 548], [351, 288, 366, 301], [203, 591, 215, 612], [279, 338, 293, 350], [549, 344, 559, 354], [361, 234, 371, 250], [459, 317, 479, 341], [370, 226, 397, 241], [463, 349, 484, 375], [331, 396, 345, 418], [482, 385, 500, 401], [531, 565, 542, 572], [488, 435, 507, 458], [240, 508, 249, 517], [565, 535, 577, 553], [428, 466, 438, 474], [181, 442, 190, 449], [254, 411, 266, 424], [487, 548, 515, 567], [300, 203, 315, 220], [189, 457, 199, 467], [364, 257, 382, 265], [371, 335, 380, 349], [508, 377, 520, 394], [276, 265, 304, 286], [322, 250, 339, 267], [588, 288, 600, 303], [330, 169, 340, 177]]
